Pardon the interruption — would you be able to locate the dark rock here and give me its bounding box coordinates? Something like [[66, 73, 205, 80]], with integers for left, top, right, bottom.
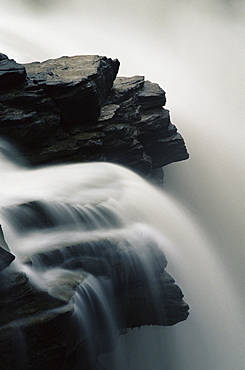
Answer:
[[0, 53, 26, 89], [0, 300, 73, 370], [0, 54, 189, 179], [0, 270, 67, 326], [106, 75, 145, 104], [25, 55, 120, 127], [102, 123, 152, 173], [145, 132, 190, 168], [103, 76, 189, 169], [0, 224, 9, 250], [0, 78, 60, 148], [123, 272, 189, 327], [0, 225, 14, 272], [0, 265, 81, 370], [0, 247, 15, 272], [138, 80, 166, 109]]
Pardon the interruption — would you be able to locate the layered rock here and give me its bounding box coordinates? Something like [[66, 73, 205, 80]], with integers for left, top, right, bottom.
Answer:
[[25, 55, 120, 127], [0, 54, 189, 178], [0, 54, 119, 153]]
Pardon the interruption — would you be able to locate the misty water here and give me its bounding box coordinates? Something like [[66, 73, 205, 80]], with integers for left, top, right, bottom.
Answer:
[[0, 0, 244, 369]]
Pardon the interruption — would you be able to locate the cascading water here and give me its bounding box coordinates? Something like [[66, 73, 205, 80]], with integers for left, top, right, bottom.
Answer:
[[0, 140, 190, 369], [0, 0, 244, 369], [0, 137, 244, 369]]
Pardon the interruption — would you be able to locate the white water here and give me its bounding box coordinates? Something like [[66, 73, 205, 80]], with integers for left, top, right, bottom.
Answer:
[[0, 141, 244, 369], [0, 0, 244, 369]]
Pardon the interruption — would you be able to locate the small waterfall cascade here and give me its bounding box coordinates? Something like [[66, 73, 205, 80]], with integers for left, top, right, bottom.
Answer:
[[0, 139, 244, 369], [0, 139, 189, 369]]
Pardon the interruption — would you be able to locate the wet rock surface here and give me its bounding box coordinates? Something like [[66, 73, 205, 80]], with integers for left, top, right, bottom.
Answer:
[[0, 54, 189, 178]]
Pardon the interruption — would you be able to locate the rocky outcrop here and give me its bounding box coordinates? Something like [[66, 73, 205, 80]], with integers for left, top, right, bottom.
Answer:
[[0, 54, 119, 157], [0, 54, 189, 179]]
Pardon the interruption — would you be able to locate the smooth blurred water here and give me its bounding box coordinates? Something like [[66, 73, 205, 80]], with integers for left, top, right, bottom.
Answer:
[[0, 141, 244, 369], [0, 1, 244, 369]]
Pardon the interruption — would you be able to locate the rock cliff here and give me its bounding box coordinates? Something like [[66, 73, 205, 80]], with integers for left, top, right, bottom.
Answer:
[[0, 53, 189, 180]]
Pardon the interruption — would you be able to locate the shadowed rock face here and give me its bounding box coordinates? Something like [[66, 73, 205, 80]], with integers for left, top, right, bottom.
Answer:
[[0, 226, 15, 271], [0, 54, 26, 89], [0, 54, 189, 178], [0, 246, 15, 272]]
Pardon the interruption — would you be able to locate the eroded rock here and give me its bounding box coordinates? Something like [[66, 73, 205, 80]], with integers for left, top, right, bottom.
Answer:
[[0, 54, 189, 178]]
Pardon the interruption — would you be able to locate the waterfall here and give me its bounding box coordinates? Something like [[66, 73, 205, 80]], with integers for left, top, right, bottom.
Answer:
[[0, 0, 244, 369], [0, 137, 244, 369]]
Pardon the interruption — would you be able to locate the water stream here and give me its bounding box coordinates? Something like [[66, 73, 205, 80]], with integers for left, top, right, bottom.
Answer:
[[0, 1, 244, 369]]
